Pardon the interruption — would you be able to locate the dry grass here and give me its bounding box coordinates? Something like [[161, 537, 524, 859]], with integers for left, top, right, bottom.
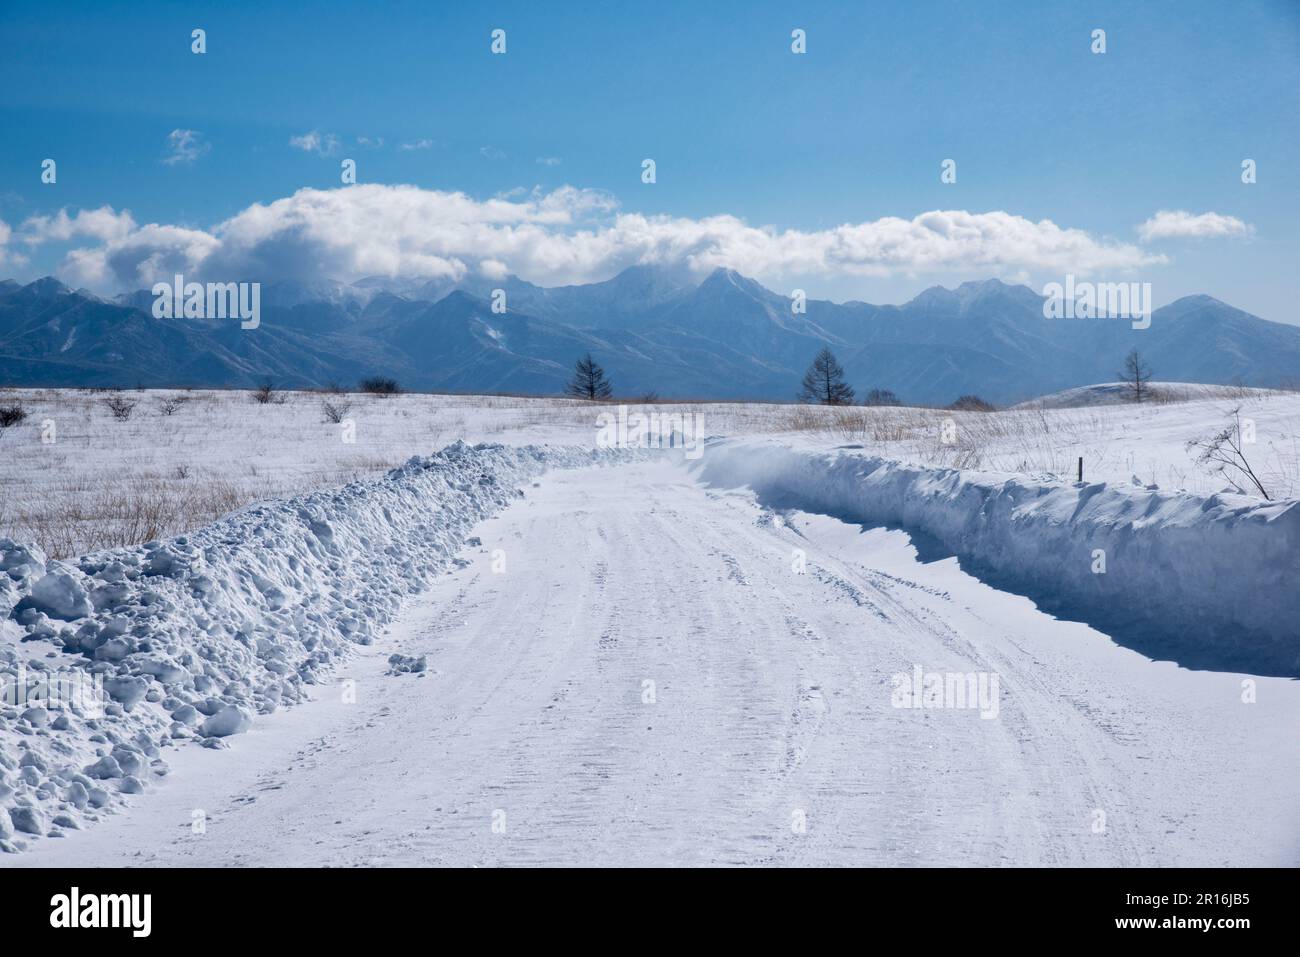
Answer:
[[11, 477, 247, 558], [2, 385, 1297, 558]]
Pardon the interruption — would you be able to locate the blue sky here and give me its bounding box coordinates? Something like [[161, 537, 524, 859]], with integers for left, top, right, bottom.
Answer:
[[1, 0, 1298, 320]]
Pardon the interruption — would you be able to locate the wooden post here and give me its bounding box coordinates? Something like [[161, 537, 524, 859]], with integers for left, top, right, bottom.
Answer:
[[1077, 456, 1083, 482]]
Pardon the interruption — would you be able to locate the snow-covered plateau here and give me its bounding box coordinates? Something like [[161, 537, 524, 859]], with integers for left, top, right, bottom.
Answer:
[[0, 385, 1296, 865]]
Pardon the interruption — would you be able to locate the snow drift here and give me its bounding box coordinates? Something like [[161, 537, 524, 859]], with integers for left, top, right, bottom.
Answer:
[[0, 441, 625, 851], [697, 440, 1299, 675]]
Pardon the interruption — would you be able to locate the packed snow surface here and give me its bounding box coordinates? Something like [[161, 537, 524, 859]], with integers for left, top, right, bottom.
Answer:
[[10, 460, 1298, 867]]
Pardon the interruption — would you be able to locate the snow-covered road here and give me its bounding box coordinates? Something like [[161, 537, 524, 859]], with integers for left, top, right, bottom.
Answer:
[[15, 460, 1298, 866]]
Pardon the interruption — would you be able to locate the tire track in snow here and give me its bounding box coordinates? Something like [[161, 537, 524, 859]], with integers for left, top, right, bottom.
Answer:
[[15, 460, 1297, 867]]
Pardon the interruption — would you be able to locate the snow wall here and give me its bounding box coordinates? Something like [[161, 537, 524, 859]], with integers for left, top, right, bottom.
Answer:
[[697, 440, 1299, 676]]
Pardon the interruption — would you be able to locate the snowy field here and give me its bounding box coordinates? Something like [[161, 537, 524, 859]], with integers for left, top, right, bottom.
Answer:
[[2, 383, 1297, 558], [1, 383, 1297, 866]]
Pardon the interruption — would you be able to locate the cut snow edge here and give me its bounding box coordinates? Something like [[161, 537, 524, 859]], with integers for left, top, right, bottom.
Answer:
[[696, 439, 1299, 676]]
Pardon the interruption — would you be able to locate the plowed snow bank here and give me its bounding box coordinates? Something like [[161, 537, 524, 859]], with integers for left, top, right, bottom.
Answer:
[[697, 440, 1298, 675], [0, 442, 624, 851]]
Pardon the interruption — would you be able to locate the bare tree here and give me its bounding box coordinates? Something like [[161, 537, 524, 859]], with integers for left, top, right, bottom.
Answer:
[[948, 395, 996, 412], [359, 376, 401, 396], [1187, 406, 1271, 500], [156, 396, 187, 416], [1119, 349, 1153, 403], [252, 381, 289, 405], [798, 348, 855, 405], [103, 394, 137, 420], [564, 353, 613, 400], [0, 403, 27, 441], [321, 398, 352, 423], [862, 388, 901, 407]]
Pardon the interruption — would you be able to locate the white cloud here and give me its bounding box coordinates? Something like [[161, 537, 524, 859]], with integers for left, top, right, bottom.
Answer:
[[479, 146, 507, 161], [479, 258, 510, 280], [289, 130, 341, 156], [605, 208, 1165, 279], [30, 185, 1169, 292], [59, 222, 220, 289], [0, 218, 31, 271], [356, 136, 384, 149], [163, 129, 209, 165], [1137, 210, 1252, 242], [399, 139, 434, 151], [536, 156, 562, 167], [20, 206, 138, 245]]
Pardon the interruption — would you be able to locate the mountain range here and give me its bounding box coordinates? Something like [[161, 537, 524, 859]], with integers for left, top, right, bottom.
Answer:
[[1, 268, 1298, 405]]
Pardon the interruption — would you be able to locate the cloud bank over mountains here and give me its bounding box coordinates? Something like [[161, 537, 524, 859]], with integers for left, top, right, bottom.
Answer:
[[0, 183, 1253, 295]]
